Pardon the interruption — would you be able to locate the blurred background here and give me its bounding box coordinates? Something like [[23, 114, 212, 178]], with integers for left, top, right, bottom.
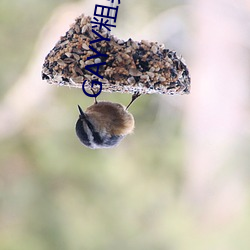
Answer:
[[1, 0, 250, 249]]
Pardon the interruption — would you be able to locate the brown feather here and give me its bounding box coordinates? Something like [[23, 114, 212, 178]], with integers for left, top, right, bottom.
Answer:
[[85, 101, 134, 135]]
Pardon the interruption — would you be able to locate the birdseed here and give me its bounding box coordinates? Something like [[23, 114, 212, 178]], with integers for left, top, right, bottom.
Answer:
[[42, 14, 191, 95]]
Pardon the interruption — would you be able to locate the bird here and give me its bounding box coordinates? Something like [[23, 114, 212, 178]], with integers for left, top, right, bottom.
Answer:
[[75, 92, 140, 149]]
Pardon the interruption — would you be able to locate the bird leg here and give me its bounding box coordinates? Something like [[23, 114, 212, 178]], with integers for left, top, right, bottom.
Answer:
[[91, 88, 98, 104], [126, 91, 141, 110]]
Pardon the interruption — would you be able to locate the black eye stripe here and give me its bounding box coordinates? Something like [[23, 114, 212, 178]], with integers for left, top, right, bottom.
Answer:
[[92, 132, 103, 144], [75, 119, 92, 147], [84, 118, 95, 132], [84, 119, 103, 144]]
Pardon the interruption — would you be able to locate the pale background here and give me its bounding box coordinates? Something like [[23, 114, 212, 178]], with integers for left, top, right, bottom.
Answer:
[[1, 0, 250, 249]]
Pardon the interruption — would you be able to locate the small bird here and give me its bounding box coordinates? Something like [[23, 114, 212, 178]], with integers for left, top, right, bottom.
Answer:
[[75, 92, 140, 149]]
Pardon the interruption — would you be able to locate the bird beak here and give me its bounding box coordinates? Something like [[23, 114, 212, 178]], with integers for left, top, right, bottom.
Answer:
[[77, 105, 86, 119]]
